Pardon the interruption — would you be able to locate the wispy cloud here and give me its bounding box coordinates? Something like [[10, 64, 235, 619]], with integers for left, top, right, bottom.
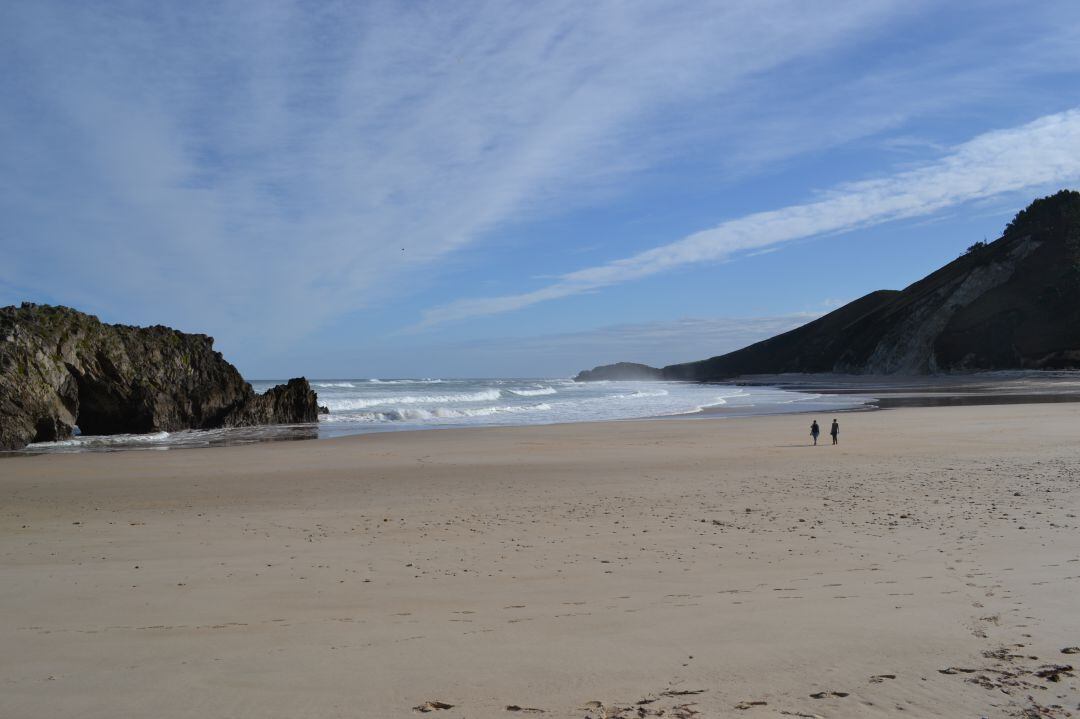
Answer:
[[0, 1, 898, 351], [4, 2, 1080, 376], [417, 108, 1080, 327]]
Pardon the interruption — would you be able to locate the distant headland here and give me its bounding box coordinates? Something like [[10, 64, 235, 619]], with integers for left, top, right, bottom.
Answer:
[[577, 190, 1080, 382]]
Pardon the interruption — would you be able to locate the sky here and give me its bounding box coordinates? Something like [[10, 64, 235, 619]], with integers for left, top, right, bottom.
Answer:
[[3, 1, 1080, 378]]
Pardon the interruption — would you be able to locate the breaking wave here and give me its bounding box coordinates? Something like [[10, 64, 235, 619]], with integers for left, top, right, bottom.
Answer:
[[507, 386, 557, 396], [367, 378, 444, 384], [324, 388, 503, 411], [334, 403, 553, 422]]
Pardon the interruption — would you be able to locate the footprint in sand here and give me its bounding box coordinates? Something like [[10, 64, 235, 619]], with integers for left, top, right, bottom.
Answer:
[[413, 700, 454, 712], [809, 691, 849, 699], [734, 700, 767, 709]]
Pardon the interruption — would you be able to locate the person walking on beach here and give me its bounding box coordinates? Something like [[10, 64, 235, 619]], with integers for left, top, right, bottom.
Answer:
[[830, 419, 839, 445], [810, 420, 820, 446]]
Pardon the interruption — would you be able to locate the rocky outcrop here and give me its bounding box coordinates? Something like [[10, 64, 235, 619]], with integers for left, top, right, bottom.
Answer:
[[574, 362, 663, 382], [576, 190, 1080, 381], [0, 304, 319, 450], [221, 378, 319, 426]]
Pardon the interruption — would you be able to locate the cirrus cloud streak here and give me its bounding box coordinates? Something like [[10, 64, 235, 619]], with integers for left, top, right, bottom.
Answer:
[[418, 109, 1080, 328]]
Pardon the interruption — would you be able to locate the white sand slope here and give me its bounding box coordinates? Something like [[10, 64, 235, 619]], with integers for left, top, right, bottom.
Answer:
[[1, 404, 1078, 717]]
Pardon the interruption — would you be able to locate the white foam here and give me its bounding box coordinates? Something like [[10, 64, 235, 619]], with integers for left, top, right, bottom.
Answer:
[[367, 378, 444, 384], [333, 403, 552, 422], [607, 389, 670, 400], [507, 386, 557, 396], [324, 388, 502, 411], [26, 431, 172, 449], [783, 393, 823, 403], [313, 382, 356, 388]]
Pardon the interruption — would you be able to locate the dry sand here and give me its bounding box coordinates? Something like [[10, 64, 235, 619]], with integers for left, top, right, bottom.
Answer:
[[1, 404, 1078, 718]]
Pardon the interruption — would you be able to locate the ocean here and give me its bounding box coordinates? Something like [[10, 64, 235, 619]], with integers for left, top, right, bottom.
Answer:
[[21, 378, 872, 452]]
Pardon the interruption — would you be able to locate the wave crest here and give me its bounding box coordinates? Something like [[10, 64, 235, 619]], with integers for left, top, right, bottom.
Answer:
[[367, 378, 444, 384], [324, 388, 502, 411], [507, 386, 557, 396], [333, 403, 553, 422]]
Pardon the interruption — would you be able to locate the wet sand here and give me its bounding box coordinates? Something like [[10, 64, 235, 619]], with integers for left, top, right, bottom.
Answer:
[[2, 404, 1078, 717], [729, 370, 1080, 408]]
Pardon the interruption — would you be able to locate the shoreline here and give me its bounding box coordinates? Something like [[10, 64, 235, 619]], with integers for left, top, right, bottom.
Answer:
[[5, 379, 870, 455], [2, 402, 1078, 717], [16, 371, 1080, 455]]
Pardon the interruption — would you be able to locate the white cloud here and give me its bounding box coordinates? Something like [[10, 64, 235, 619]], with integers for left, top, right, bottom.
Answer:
[[5, 1, 1080, 376], [417, 108, 1080, 327], [0, 0, 899, 352]]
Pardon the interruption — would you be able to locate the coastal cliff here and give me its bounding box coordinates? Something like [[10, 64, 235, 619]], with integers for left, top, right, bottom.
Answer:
[[0, 304, 319, 450], [576, 190, 1080, 382]]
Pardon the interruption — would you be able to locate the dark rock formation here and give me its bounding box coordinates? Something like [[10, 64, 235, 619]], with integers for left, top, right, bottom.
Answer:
[[221, 378, 320, 427], [0, 304, 319, 450], [576, 190, 1080, 382], [574, 362, 663, 382]]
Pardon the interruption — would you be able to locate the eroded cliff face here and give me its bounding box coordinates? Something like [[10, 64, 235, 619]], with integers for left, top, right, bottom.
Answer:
[[855, 236, 1044, 374], [0, 304, 318, 450]]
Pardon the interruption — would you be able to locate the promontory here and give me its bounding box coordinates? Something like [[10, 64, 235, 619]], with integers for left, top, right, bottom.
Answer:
[[576, 190, 1080, 382], [0, 304, 319, 451]]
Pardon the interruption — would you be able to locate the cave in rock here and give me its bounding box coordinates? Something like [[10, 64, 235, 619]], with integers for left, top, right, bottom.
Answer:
[[67, 362, 154, 436]]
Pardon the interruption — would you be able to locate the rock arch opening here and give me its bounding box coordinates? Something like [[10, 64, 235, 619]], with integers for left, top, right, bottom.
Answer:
[[66, 360, 154, 436]]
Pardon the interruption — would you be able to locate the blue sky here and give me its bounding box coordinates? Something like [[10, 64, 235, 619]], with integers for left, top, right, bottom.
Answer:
[[3, 1, 1080, 378]]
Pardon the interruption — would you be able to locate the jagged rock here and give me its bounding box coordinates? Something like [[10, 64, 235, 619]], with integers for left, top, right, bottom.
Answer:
[[0, 304, 319, 450], [222, 378, 319, 426], [577, 190, 1080, 381], [318, 405, 330, 414]]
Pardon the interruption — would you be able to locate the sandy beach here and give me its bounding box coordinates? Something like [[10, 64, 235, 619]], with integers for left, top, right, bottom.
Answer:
[[2, 403, 1078, 718]]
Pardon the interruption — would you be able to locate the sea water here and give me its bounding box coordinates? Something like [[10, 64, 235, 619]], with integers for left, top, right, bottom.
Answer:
[[20, 378, 872, 452]]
